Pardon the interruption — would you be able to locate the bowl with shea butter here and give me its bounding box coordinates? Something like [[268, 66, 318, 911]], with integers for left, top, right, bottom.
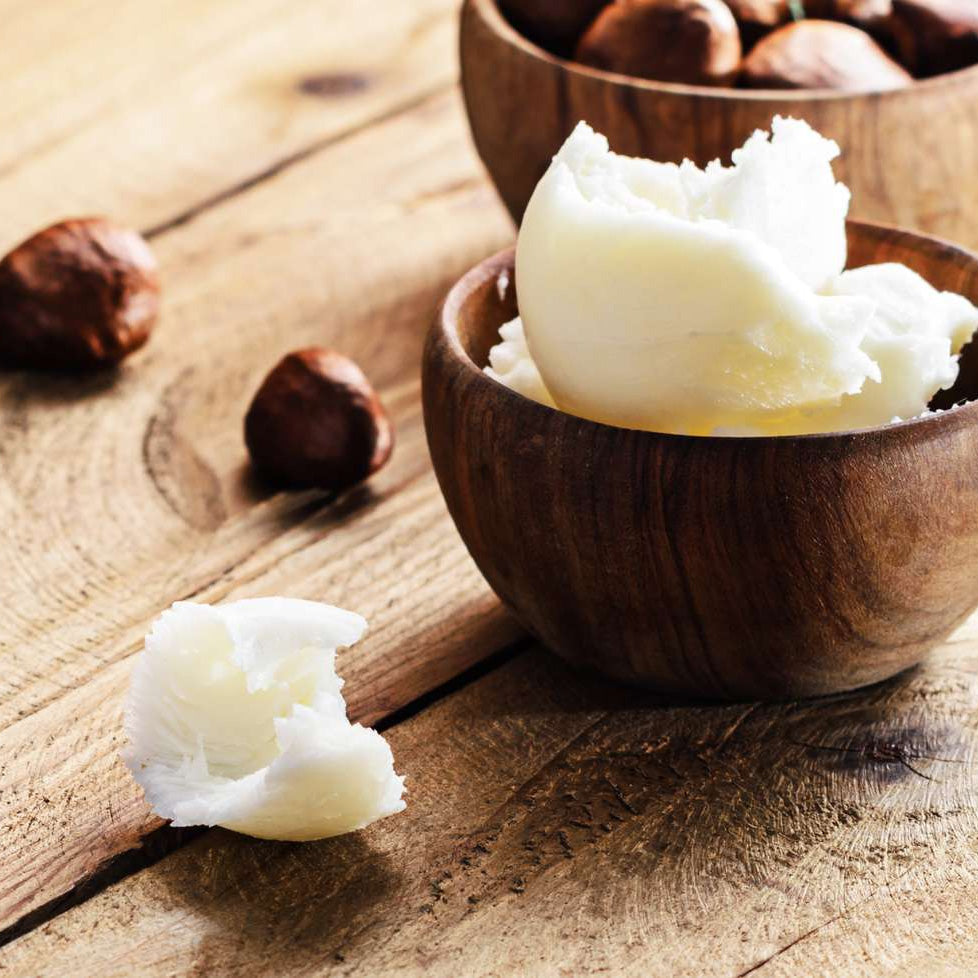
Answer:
[[423, 119, 978, 700], [460, 0, 978, 250]]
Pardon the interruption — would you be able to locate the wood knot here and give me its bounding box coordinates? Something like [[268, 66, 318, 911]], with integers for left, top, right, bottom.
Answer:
[[297, 73, 369, 97], [143, 369, 227, 532]]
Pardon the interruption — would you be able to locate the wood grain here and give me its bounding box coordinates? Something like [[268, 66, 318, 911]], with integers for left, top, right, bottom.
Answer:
[[3, 2, 978, 972], [461, 0, 978, 246], [424, 225, 978, 699], [4, 631, 978, 977], [0, 91, 518, 933], [0, 0, 460, 250], [0, 90, 510, 733]]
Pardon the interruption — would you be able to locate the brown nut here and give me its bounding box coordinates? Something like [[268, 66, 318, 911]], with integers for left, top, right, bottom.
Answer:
[[498, 0, 609, 54], [575, 0, 742, 86], [0, 217, 160, 370], [832, 0, 893, 19], [740, 19, 913, 89], [888, 0, 978, 76], [805, 0, 888, 15], [724, 0, 789, 47], [804, 0, 894, 32], [725, 0, 787, 25], [244, 348, 394, 492]]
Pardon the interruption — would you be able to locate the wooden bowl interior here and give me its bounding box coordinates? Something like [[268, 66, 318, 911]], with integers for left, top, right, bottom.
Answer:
[[456, 263, 519, 371], [456, 225, 978, 415]]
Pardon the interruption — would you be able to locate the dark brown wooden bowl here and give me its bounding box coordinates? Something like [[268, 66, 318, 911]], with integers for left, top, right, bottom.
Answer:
[[422, 221, 978, 700], [460, 0, 978, 249]]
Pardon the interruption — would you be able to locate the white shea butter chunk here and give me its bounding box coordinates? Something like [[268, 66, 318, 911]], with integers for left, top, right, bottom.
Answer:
[[815, 263, 978, 430], [505, 118, 978, 436], [485, 316, 555, 407], [515, 119, 879, 436], [123, 598, 405, 842], [678, 117, 849, 292]]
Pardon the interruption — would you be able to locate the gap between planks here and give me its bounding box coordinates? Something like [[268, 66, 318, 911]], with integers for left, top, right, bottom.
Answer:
[[0, 88, 514, 734], [5, 644, 978, 977], [0, 0, 463, 249], [0, 90, 518, 935], [0, 639, 530, 953]]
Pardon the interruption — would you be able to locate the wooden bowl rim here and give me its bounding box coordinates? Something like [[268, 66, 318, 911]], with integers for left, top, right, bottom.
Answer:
[[435, 221, 978, 444], [472, 0, 978, 102]]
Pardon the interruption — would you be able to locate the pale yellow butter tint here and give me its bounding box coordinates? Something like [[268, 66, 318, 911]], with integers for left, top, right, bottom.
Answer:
[[487, 119, 978, 436]]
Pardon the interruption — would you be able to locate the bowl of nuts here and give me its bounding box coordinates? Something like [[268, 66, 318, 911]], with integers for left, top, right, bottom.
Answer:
[[461, 0, 978, 246]]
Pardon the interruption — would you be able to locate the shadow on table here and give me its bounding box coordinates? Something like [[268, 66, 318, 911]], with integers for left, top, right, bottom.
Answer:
[[144, 646, 975, 974], [507, 643, 971, 810], [156, 830, 399, 972], [0, 365, 123, 406]]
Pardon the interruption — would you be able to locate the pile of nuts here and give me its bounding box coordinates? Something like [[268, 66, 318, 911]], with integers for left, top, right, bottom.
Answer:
[[0, 217, 394, 495], [501, 0, 978, 90]]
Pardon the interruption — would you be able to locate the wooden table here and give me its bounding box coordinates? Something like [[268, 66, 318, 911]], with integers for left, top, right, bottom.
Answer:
[[1, 3, 977, 975]]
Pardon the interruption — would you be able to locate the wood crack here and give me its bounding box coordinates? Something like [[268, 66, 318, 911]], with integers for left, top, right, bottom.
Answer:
[[710, 703, 760, 753], [0, 645, 530, 951], [733, 864, 917, 977], [0, 824, 205, 951], [0, 463, 432, 734], [374, 638, 530, 734]]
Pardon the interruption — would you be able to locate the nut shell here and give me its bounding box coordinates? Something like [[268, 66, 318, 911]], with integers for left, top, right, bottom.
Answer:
[[244, 348, 394, 492], [889, 0, 978, 76], [724, 0, 787, 25], [726, 0, 791, 30], [724, 0, 789, 49], [741, 19, 913, 90], [575, 0, 742, 86], [805, 0, 892, 18], [499, 0, 609, 54], [0, 217, 160, 370], [833, 0, 893, 19]]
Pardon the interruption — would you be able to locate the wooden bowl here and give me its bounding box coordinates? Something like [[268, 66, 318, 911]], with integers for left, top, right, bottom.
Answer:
[[460, 0, 978, 249], [422, 221, 978, 700]]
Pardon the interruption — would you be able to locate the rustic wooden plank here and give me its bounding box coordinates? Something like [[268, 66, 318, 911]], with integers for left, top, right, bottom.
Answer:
[[0, 91, 518, 931], [0, 0, 458, 249], [0, 468, 521, 934], [0, 89, 511, 731], [4, 629, 978, 977]]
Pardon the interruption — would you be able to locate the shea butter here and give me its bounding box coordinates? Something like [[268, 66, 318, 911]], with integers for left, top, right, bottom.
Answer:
[[123, 598, 405, 842], [486, 119, 978, 436], [485, 317, 555, 407]]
